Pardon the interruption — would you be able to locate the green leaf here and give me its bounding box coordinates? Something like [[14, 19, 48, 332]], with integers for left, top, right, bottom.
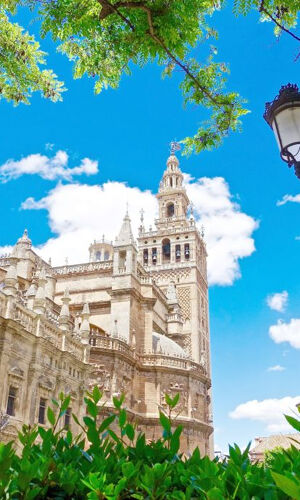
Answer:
[[61, 395, 71, 413], [165, 393, 180, 409], [92, 386, 102, 404], [170, 425, 183, 455], [125, 424, 135, 441], [271, 471, 300, 498], [47, 407, 55, 426], [285, 414, 300, 432], [119, 409, 127, 428], [98, 415, 116, 433], [207, 487, 224, 499], [159, 412, 171, 432]]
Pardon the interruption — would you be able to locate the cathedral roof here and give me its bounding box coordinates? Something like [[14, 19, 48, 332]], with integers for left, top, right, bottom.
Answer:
[[152, 332, 186, 357]]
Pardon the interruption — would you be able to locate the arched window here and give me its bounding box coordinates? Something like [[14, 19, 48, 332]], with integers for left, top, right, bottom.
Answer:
[[184, 243, 190, 260], [95, 251, 101, 261], [143, 249, 148, 265], [152, 247, 157, 264], [167, 203, 175, 217], [162, 238, 171, 262], [175, 244, 181, 262], [104, 251, 110, 261]]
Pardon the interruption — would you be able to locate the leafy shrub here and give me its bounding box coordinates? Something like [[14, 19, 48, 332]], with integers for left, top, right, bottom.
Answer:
[[0, 388, 300, 499]]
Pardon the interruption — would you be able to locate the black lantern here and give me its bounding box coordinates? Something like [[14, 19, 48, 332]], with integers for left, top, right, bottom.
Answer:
[[264, 83, 300, 178]]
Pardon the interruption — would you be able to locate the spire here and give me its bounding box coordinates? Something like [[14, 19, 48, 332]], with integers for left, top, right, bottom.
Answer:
[[33, 268, 47, 314], [80, 302, 90, 344], [59, 287, 71, 331], [73, 312, 81, 337], [16, 229, 32, 257], [17, 229, 32, 246], [115, 209, 135, 246], [25, 281, 37, 310]]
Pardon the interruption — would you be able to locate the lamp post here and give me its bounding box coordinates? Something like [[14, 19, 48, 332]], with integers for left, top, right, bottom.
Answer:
[[264, 83, 300, 179]]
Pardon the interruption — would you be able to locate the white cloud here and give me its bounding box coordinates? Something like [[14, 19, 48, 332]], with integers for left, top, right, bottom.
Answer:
[[0, 150, 98, 182], [184, 176, 258, 285], [267, 365, 285, 372], [229, 396, 300, 433], [277, 194, 300, 206], [267, 291, 288, 312], [1, 171, 257, 286], [269, 318, 300, 349]]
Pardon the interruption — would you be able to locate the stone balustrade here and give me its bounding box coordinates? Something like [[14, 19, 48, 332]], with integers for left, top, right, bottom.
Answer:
[[139, 353, 203, 373], [0, 257, 10, 267], [89, 334, 133, 357], [13, 303, 36, 334], [52, 261, 113, 276], [64, 335, 85, 361], [0, 291, 86, 362], [40, 318, 62, 348], [118, 267, 126, 274], [89, 330, 205, 375]]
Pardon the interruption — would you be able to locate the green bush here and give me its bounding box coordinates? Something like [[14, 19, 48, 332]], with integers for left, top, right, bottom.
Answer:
[[1, 388, 300, 499]]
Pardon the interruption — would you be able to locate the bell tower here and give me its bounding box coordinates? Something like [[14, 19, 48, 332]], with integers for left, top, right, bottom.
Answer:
[[138, 153, 209, 368], [157, 154, 190, 226]]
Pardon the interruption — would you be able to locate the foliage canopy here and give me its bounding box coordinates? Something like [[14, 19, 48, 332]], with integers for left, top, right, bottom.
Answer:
[[1, 388, 300, 499], [1, 0, 249, 154], [1, 0, 299, 153]]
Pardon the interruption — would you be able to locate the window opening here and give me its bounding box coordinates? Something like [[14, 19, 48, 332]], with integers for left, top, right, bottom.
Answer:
[[65, 407, 71, 428], [162, 238, 171, 262], [152, 247, 157, 264], [38, 398, 47, 424], [167, 203, 175, 217], [184, 243, 190, 260], [175, 244, 181, 262], [6, 386, 17, 416], [143, 249, 148, 265]]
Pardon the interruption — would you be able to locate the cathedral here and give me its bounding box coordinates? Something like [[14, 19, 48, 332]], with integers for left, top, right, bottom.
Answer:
[[0, 153, 213, 455]]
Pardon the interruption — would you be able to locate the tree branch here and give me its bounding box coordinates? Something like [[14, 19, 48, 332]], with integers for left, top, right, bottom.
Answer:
[[98, 0, 135, 30], [98, 0, 233, 128], [259, 1, 300, 42]]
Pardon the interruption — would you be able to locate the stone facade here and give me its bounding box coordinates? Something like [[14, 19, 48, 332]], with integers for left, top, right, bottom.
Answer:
[[0, 154, 213, 455]]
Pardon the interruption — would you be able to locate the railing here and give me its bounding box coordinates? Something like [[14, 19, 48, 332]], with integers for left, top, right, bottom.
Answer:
[[52, 261, 113, 275], [90, 335, 133, 357], [40, 319, 61, 348], [13, 303, 36, 333], [0, 257, 10, 267], [139, 353, 204, 373], [167, 313, 183, 322], [140, 224, 195, 238], [64, 335, 85, 360]]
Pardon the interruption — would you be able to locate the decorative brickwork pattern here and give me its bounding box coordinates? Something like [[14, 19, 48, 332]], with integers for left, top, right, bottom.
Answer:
[[177, 286, 191, 320]]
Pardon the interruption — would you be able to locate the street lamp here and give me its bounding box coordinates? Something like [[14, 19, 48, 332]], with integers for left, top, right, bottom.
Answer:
[[264, 83, 300, 178]]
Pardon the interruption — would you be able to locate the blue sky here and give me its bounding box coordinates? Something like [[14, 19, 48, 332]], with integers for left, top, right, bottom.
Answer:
[[1, 5, 300, 452]]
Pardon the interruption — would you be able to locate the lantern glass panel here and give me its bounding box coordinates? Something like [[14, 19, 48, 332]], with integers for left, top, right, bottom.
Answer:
[[273, 105, 300, 162]]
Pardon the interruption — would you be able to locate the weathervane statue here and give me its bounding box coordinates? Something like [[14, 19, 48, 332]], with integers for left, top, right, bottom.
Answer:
[[170, 141, 181, 155]]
